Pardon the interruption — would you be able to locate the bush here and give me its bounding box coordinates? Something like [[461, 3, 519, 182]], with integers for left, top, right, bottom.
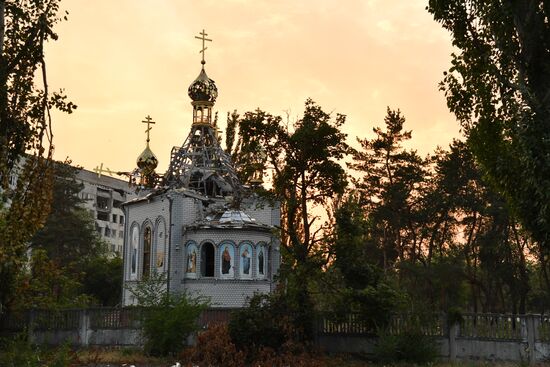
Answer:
[[0, 336, 76, 367], [181, 323, 245, 367], [128, 272, 208, 356], [228, 293, 293, 356], [182, 323, 325, 367], [139, 293, 207, 356], [373, 330, 438, 364]]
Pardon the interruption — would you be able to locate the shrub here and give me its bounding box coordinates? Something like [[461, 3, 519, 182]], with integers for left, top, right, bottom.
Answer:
[[182, 323, 326, 367], [0, 335, 42, 367], [373, 330, 438, 364], [181, 323, 245, 367], [128, 272, 208, 356], [252, 341, 326, 367], [141, 294, 207, 356], [228, 293, 293, 356], [0, 336, 76, 367]]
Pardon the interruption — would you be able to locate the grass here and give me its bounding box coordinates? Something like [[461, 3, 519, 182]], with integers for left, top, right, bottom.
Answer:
[[0, 343, 538, 366], [73, 348, 538, 366], [75, 347, 174, 365]]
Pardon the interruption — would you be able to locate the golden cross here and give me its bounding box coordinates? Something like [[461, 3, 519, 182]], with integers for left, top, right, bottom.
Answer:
[[195, 29, 212, 65], [93, 163, 116, 178], [142, 115, 156, 144]]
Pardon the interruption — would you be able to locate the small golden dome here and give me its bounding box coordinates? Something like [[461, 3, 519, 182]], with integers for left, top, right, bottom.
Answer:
[[136, 145, 158, 175]]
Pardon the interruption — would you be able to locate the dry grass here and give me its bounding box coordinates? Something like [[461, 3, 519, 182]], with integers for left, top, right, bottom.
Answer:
[[72, 348, 542, 367], [74, 347, 172, 365]]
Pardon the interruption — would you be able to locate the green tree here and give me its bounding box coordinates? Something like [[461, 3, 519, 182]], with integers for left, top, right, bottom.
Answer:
[[30, 162, 106, 268], [81, 256, 123, 306], [0, 0, 75, 314], [427, 0, 550, 288], [237, 99, 349, 340], [224, 109, 265, 185], [12, 161, 108, 308], [329, 195, 405, 329], [12, 248, 92, 309], [349, 108, 428, 269], [410, 141, 532, 313]]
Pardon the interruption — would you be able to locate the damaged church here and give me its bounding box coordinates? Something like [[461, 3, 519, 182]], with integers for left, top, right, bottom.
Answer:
[[121, 31, 280, 307]]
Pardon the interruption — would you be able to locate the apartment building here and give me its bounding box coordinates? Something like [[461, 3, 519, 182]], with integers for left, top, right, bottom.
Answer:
[[76, 168, 136, 255]]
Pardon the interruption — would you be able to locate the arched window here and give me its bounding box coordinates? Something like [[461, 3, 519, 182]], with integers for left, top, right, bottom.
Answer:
[[201, 242, 215, 277], [142, 226, 152, 278]]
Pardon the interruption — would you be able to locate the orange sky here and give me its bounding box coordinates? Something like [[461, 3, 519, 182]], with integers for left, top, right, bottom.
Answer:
[[45, 0, 459, 174]]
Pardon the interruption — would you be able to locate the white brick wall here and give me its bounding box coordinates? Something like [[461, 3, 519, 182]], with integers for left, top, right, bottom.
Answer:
[[122, 189, 281, 307]]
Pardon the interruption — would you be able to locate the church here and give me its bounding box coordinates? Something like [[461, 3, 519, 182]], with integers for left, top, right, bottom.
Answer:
[[121, 31, 281, 307]]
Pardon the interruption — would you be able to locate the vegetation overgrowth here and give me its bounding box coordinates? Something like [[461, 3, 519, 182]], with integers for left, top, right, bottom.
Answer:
[[127, 271, 209, 357], [0, 338, 526, 367]]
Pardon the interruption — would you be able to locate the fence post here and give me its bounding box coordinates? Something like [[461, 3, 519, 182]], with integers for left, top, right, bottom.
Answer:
[[79, 309, 89, 346], [27, 309, 36, 344], [449, 320, 458, 362], [526, 314, 536, 366]]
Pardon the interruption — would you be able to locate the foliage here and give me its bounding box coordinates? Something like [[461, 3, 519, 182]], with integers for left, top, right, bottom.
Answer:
[[228, 293, 294, 356], [181, 323, 245, 367], [0, 335, 76, 367], [427, 0, 550, 289], [81, 255, 123, 306], [328, 196, 406, 328], [128, 272, 208, 356], [0, 0, 76, 315], [349, 108, 428, 268], [30, 162, 107, 268], [127, 269, 167, 307], [236, 99, 349, 339], [184, 322, 325, 367], [141, 295, 206, 357], [348, 106, 534, 314], [11, 248, 93, 309], [10, 161, 108, 309], [373, 330, 438, 364]]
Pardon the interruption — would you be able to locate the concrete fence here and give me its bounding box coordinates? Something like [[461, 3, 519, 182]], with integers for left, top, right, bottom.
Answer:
[[0, 307, 234, 347], [316, 312, 550, 365], [3, 308, 550, 364]]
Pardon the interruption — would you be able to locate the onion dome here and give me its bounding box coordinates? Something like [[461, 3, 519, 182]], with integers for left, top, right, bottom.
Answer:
[[136, 145, 158, 176], [188, 67, 218, 103]]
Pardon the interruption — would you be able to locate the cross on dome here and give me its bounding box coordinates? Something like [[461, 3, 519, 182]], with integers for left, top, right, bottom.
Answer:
[[142, 115, 156, 144], [195, 29, 212, 65]]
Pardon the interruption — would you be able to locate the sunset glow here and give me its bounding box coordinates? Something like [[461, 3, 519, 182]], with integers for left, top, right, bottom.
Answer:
[[46, 0, 458, 174]]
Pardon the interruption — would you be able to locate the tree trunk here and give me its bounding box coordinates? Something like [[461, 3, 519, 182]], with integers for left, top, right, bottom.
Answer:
[[0, 1, 4, 56]]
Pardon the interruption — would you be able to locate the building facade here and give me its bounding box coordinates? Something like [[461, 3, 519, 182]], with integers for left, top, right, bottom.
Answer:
[[76, 169, 136, 255], [3, 159, 136, 257]]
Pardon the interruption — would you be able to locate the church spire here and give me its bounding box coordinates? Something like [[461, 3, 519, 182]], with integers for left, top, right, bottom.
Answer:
[[136, 115, 158, 188], [164, 30, 242, 201], [188, 29, 218, 126]]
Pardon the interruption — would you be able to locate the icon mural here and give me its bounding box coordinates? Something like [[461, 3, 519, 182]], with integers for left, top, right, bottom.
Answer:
[[257, 245, 265, 277], [156, 228, 165, 270], [187, 244, 198, 275], [220, 243, 234, 277], [131, 226, 139, 279], [240, 243, 252, 278]]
